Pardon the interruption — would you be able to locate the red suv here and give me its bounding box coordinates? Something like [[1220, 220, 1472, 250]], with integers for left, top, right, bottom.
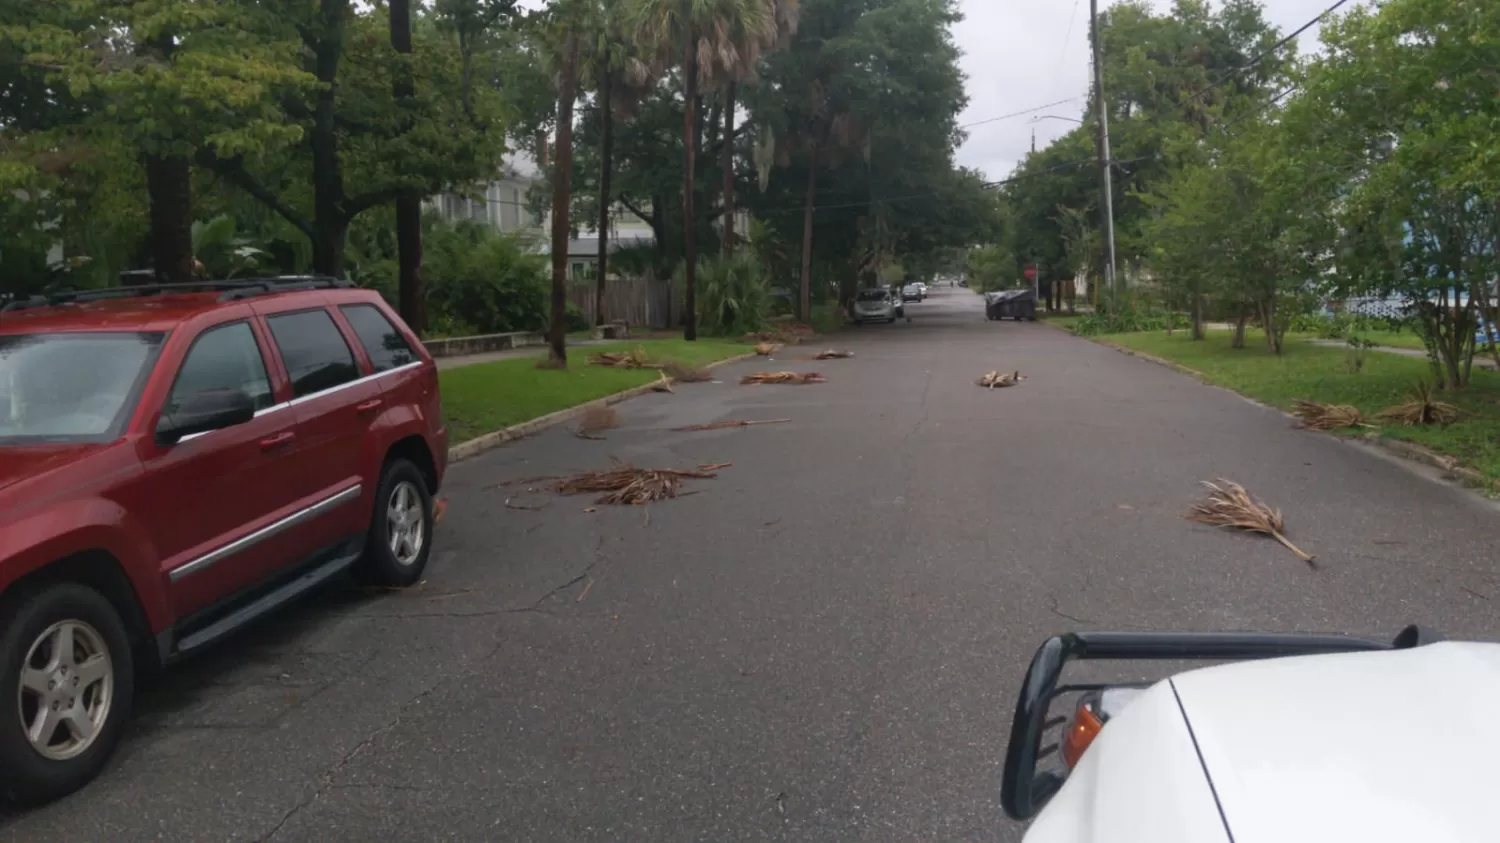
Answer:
[[0, 277, 447, 804]]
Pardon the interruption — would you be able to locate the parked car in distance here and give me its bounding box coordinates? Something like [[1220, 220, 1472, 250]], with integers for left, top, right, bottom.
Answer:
[[901, 283, 925, 302], [853, 289, 898, 324], [0, 277, 447, 805]]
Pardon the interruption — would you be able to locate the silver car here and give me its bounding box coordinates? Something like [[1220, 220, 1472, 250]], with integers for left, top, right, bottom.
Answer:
[[853, 289, 897, 324]]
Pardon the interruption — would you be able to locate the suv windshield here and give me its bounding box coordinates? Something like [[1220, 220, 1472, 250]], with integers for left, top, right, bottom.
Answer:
[[857, 290, 888, 302], [0, 332, 165, 443]]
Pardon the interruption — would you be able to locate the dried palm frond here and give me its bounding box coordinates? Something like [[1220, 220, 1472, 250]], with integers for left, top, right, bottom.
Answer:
[[741, 371, 826, 385], [754, 342, 779, 356], [589, 347, 654, 369], [648, 372, 674, 393], [1291, 399, 1367, 431], [1376, 381, 1462, 426], [554, 459, 725, 505], [1185, 478, 1316, 566], [672, 418, 791, 432], [814, 349, 855, 360], [976, 370, 1027, 389], [661, 360, 713, 382]]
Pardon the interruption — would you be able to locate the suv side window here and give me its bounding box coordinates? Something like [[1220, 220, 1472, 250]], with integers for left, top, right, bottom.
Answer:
[[339, 304, 417, 372], [266, 309, 360, 399], [167, 322, 274, 413]]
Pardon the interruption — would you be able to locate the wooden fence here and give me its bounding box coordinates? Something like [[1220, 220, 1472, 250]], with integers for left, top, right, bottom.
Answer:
[[568, 276, 677, 330]]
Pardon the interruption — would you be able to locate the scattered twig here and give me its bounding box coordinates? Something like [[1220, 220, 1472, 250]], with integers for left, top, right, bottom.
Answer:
[[649, 372, 675, 393], [741, 371, 825, 385], [814, 349, 855, 360], [671, 418, 791, 432], [504, 497, 544, 511], [1185, 478, 1317, 566], [576, 578, 594, 603], [697, 462, 733, 471], [553, 459, 727, 505]]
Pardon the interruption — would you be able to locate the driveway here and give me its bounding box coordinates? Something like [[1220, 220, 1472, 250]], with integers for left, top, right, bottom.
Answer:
[[5, 288, 1499, 841]]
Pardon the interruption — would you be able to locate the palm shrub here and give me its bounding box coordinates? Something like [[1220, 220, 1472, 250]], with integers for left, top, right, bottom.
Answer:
[[681, 250, 772, 336]]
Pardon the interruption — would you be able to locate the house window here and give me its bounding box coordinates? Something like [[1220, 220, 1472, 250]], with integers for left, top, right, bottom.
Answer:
[[503, 186, 520, 230], [572, 262, 588, 280]]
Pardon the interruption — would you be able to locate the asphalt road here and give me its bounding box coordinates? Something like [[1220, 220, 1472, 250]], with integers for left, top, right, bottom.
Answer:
[[6, 287, 1500, 842]]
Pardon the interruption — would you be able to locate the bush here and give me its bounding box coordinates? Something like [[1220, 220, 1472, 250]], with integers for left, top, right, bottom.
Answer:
[[681, 251, 773, 336], [422, 222, 549, 335], [1074, 308, 1170, 336]]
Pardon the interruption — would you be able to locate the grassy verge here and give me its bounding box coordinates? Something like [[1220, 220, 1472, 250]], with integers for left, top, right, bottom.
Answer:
[[1040, 312, 1083, 332], [1288, 328, 1427, 351], [439, 338, 748, 443], [1102, 330, 1500, 484]]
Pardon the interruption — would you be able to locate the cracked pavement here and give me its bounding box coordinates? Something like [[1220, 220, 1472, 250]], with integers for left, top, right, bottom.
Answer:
[[4, 288, 1500, 841]]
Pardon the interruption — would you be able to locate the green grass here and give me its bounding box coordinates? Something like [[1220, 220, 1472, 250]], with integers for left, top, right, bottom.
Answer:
[[1041, 313, 1083, 332], [1288, 328, 1428, 351], [439, 338, 748, 443], [1102, 329, 1500, 484]]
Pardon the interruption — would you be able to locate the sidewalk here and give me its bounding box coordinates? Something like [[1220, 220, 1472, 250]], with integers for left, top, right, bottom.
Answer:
[[1305, 339, 1498, 370], [434, 339, 607, 371]]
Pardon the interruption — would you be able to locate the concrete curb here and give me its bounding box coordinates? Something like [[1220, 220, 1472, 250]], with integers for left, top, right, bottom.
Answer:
[[1085, 336, 1496, 494], [447, 351, 760, 463]]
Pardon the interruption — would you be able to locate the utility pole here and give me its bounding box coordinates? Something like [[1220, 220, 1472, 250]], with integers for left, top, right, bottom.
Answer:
[[1089, 0, 1119, 299]]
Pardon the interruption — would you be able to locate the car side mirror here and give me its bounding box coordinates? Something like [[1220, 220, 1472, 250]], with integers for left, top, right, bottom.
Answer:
[[156, 388, 255, 444]]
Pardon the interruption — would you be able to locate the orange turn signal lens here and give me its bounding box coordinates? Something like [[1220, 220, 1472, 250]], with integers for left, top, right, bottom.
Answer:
[[1061, 703, 1104, 769]]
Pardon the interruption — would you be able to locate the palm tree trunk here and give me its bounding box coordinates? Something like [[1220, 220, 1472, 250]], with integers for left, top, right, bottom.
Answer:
[[548, 33, 580, 365], [682, 43, 699, 341], [722, 82, 737, 254], [799, 144, 819, 321], [144, 154, 194, 283], [391, 0, 424, 334], [595, 73, 613, 327]]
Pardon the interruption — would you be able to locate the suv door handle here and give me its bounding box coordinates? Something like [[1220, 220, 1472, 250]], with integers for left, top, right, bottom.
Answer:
[[259, 431, 296, 451], [356, 398, 383, 414]]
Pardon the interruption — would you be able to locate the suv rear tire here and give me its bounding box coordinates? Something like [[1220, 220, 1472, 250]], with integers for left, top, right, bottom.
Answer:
[[354, 458, 434, 588], [0, 582, 134, 806]]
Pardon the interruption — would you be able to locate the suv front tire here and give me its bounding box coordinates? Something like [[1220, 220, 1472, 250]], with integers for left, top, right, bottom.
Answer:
[[0, 582, 135, 806], [354, 458, 435, 587]]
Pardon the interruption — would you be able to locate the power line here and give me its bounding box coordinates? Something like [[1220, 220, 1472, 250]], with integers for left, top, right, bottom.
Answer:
[[1048, 0, 1084, 100], [1181, 0, 1352, 107], [959, 97, 1085, 130]]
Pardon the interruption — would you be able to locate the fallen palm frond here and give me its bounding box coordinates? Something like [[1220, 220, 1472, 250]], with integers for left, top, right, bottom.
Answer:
[[976, 370, 1027, 389], [1185, 478, 1316, 566], [648, 372, 674, 393], [574, 405, 618, 440], [754, 342, 779, 356], [1291, 399, 1368, 431], [671, 418, 791, 432], [554, 459, 726, 505], [589, 347, 655, 369], [661, 360, 713, 382], [1376, 381, 1462, 426], [741, 371, 826, 385], [814, 349, 855, 360]]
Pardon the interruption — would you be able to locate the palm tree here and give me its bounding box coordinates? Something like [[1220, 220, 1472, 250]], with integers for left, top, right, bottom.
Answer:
[[629, 0, 774, 340], [545, 24, 583, 366], [390, 0, 425, 334], [578, 4, 658, 326], [721, 0, 799, 254]]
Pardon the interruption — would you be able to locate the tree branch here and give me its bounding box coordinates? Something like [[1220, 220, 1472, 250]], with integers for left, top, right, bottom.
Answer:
[[198, 151, 315, 240], [343, 185, 411, 221], [617, 194, 651, 223]]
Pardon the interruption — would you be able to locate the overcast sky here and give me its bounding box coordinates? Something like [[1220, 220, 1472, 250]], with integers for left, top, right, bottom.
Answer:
[[956, 0, 1342, 181]]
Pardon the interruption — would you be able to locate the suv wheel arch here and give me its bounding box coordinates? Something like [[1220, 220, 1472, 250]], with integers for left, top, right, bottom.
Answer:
[[2, 551, 158, 673]]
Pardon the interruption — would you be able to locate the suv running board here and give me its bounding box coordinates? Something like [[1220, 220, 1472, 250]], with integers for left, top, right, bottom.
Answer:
[[165, 548, 361, 661]]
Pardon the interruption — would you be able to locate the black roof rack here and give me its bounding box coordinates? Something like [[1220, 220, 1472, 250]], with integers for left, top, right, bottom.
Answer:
[[0, 276, 356, 313]]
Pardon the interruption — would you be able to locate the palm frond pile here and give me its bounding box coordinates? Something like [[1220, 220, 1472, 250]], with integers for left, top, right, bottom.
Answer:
[[1290, 399, 1366, 430], [589, 347, 654, 369], [754, 342, 779, 356], [574, 405, 618, 440], [814, 349, 855, 360], [662, 360, 713, 382], [1185, 478, 1316, 566], [554, 460, 727, 505], [1376, 381, 1462, 426], [976, 370, 1026, 389], [741, 371, 826, 385]]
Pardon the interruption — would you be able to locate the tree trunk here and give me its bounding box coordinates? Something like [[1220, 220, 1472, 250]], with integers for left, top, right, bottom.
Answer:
[[548, 33, 580, 365], [721, 82, 737, 253], [144, 154, 194, 283], [391, 0, 424, 334], [595, 75, 613, 327], [1191, 293, 1205, 340], [311, 5, 346, 277], [1231, 309, 1248, 349], [681, 44, 699, 341], [799, 146, 819, 322]]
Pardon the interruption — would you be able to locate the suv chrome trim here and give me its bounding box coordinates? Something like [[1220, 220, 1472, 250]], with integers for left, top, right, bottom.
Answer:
[[176, 361, 422, 443], [168, 484, 363, 582]]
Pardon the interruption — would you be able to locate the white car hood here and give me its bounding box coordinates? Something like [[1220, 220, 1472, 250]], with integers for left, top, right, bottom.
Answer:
[[1024, 641, 1500, 843]]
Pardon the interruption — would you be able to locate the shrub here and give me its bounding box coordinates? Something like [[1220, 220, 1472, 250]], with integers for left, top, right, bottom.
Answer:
[[681, 251, 773, 336], [422, 222, 549, 335]]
